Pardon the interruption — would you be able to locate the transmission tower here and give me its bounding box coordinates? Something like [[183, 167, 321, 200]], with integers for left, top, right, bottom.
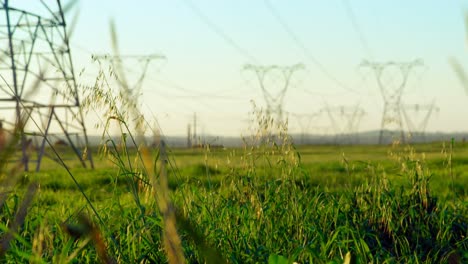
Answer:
[[402, 101, 439, 142], [309, 125, 332, 144], [290, 112, 319, 145], [322, 103, 366, 144], [243, 63, 304, 127], [94, 54, 166, 144], [361, 59, 423, 144], [94, 54, 166, 93], [0, 0, 94, 171]]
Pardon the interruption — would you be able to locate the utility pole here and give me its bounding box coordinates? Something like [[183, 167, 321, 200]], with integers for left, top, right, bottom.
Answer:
[[193, 112, 197, 147], [243, 64, 305, 128], [187, 124, 192, 148], [0, 0, 93, 171], [361, 59, 423, 144]]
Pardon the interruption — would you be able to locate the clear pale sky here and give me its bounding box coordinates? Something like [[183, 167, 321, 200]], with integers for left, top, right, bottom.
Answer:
[[65, 0, 468, 137]]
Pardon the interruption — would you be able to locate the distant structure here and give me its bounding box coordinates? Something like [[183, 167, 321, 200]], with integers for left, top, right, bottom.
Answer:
[[193, 112, 197, 147], [361, 60, 423, 144], [290, 112, 319, 145], [0, 0, 93, 171], [243, 64, 304, 127], [187, 124, 192, 148], [94, 54, 166, 145], [93, 54, 166, 93], [185, 113, 200, 148], [402, 101, 439, 142], [323, 103, 366, 144]]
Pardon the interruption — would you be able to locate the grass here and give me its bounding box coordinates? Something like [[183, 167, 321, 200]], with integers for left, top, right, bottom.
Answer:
[[0, 137, 466, 263], [1, 92, 467, 263], [0, 26, 465, 263]]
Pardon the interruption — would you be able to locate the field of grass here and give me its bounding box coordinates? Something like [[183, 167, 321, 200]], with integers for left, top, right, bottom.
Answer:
[[0, 53, 466, 263], [0, 136, 467, 263]]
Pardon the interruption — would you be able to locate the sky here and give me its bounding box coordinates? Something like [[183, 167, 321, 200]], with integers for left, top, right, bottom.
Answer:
[[10, 0, 468, 137]]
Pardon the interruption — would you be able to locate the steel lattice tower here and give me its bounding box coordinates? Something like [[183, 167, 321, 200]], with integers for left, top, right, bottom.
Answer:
[[0, 0, 94, 171], [290, 112, 319, 145], [243, 64, 304, 127], [94, 53, 166, 144], [93, 54, 166, 92], [323, 103, 366, 144], [402, 101, 439, 142], [361, 60, 423, 144]]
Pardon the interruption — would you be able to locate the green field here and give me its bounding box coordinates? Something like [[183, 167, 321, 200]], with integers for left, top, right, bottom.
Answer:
[[0, 138, 467, 263]]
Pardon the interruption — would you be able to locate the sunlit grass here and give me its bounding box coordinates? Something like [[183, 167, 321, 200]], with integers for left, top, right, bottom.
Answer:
[[0, 22, 466, 263]]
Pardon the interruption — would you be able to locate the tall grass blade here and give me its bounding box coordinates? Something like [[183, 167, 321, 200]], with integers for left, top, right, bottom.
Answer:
[[0, 182, 38, 257], [142, 141, 186, 263]]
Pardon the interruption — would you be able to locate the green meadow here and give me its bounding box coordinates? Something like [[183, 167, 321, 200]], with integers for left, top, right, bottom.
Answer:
[[1, 138, 466, 263], [1, 1, 468, 263]]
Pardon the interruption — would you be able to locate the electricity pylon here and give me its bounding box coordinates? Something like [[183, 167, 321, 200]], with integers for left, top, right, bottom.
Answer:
[[323, 103, 366, 144], [94, 54, 166, 143], [93, 54, 166, 101], [0, 0, 94, 171], [402, 101, 439, 142], [243, 63, 304, 127], [290, 112, 319, 145], [361, 59, 423, 144], [309, 125, 332, 144]]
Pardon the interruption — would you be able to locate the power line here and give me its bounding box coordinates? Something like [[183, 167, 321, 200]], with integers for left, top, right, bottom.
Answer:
[[74, 42, 251, 102], [150, 78, 248, 100], [87, 52, 225, 112], [93, 54, 167, 92], [243, 63, 305, 126], [289, 112, 320, 144], [322, 102, 366, 144], [100, 60, 223, 113], [263, 0, 360, 94], [361, 59, 424, 144], [402, 101, 439, 142], [341, 0, 374, 60], [68, 11, 263, 128], [181, 0, 259, 64]]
